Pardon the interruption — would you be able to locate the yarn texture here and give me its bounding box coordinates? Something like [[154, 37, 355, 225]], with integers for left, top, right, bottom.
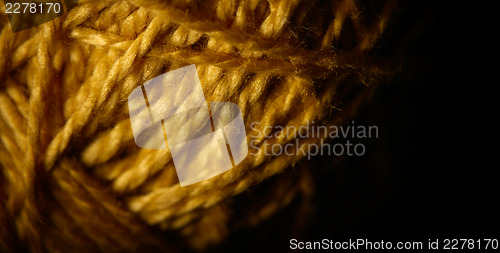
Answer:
[[0, 0, 407, 252]]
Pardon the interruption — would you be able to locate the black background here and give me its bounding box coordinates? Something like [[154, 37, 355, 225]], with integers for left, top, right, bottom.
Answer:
[[212, 1, 498, 252]]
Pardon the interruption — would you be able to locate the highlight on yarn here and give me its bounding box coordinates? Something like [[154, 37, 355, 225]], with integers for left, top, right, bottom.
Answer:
[[128, 65, 248, 187], [3, 0, 78, 32]]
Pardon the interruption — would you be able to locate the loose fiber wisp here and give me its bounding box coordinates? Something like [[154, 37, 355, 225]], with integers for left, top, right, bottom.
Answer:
[[0, 0, 428, 252]]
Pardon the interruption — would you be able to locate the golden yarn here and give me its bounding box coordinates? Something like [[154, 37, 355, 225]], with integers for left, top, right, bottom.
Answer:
[[0, 0, 401, 252]]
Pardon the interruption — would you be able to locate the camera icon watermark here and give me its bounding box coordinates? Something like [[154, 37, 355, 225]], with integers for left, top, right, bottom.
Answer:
[[128, 65, 248, 187]]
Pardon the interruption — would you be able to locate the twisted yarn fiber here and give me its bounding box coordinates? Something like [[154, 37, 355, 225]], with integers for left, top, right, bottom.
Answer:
[[0, 0, 398, 252]]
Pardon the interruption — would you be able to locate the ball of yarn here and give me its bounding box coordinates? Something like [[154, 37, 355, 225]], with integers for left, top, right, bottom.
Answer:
[[0, 0, 419, 252]]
